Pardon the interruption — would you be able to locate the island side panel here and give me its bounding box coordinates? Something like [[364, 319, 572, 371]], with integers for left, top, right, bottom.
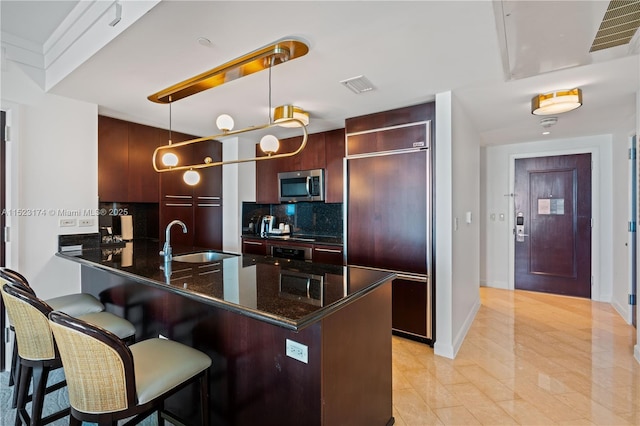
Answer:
[[321, 280, 393, 426], [81, 264, 323, 426]]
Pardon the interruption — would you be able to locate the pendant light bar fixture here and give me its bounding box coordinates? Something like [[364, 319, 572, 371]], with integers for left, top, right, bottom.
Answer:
[[152, 117, 308, 173], [148, 38, 309, 104]]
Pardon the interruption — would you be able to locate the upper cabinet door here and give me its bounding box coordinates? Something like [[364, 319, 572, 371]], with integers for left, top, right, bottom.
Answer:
[[192, 139, 222, 198], [127, 123, 160, 203], [324, 128, 345, 203], [98, 116, 129, 202], [346, 124, 428, 156]]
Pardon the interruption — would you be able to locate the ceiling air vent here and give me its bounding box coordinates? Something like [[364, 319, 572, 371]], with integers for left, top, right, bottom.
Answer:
[[590, 0, 640, 52], [340, 75, 375, 94]]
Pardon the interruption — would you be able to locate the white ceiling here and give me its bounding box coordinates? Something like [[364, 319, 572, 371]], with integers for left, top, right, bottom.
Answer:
[[1, 1, 638, 146]]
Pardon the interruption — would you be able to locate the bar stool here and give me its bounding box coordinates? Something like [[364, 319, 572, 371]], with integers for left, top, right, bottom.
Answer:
[[1, 283, 136, 426], [0, 268, 107, 407], [49, 310, 211, 426]]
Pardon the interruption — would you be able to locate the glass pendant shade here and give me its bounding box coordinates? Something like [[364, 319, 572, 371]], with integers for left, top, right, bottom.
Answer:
[[260, 134, 280, 155], [216, 114, 234, 132], [183, 169, 201, 186], [162, 152, 179, 167]]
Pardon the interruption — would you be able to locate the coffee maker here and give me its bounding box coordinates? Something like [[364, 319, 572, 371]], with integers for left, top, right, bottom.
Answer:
[[260, 215, 276, 237]]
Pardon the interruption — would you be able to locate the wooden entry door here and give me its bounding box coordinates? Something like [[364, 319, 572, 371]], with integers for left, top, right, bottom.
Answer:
[[514, 154, 592, 298]]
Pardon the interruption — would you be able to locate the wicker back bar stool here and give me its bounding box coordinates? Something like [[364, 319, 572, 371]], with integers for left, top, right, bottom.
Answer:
[[48, 310, 211, 426], [1, 283, 136, 426], [0, 267, 107, 407]]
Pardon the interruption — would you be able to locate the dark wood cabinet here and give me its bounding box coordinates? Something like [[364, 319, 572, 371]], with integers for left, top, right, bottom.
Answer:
[[324, 129, 345, 203], [345, 102, 435, 343], [241, 238, 269, 255], [98, 116, 165, 203], [98, 116, 131, 202], [158, 133, 223, 250], [242, 237, 344, 266], [346, 123, 427, 156], [255, 129, 345, 204], [391, 277, 429, 338], [312, 244, 344, 266], [127, 123, 162, 202]]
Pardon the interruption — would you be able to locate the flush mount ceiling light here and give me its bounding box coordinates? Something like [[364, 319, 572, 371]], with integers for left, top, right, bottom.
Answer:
[[531, 88, 582, 115], [151, 38, 310, 185], [273, 105, 309, 127]]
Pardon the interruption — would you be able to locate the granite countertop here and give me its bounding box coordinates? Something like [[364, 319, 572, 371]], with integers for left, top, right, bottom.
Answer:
[[56, 240, 392, 330]]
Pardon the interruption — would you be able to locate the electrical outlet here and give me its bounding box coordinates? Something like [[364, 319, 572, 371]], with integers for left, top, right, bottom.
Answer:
[[59, 219, 76, 227], [285, 339, 308, 364], [79, 218, 93, 227]]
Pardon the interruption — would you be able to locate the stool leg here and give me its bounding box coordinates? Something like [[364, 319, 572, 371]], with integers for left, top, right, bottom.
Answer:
[[10, 341, 21, 409], [200, 369, 209, 426], [15, 364, 31, 426], [9, 334, 17, 386], [29, 364, 50, 426], [69, 414, 82, 426]]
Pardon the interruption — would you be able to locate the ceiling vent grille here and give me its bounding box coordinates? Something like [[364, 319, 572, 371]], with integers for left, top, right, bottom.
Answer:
[[340, 75, 375, 94], [590, 0, 640, 52]]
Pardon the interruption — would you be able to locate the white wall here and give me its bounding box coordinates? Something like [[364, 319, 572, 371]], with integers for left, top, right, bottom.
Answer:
[[434, 91, 481, 359], [611, 125, 634, 322], [482, 134, 617, 304], [1, 60, 98, 299], [221, 136, 256, 253], [636, 56, 640, 364]]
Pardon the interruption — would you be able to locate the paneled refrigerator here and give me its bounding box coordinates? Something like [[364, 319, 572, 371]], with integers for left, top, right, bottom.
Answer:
[[345, 120, 433, 343]]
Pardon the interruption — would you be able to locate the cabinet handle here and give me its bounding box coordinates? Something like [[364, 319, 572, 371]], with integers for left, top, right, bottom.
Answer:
[[165, 203, 193, 207], [314, 248, 342, 253], [197, 196, 221, 200], [165, 195, 192, 199], [197, 203, 221, 207], [198, 269, 221, 275], [244, 241, 263, 246]]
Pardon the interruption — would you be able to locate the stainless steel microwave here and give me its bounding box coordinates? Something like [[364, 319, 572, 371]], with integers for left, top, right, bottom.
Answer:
[[278, 169, 324, 202]]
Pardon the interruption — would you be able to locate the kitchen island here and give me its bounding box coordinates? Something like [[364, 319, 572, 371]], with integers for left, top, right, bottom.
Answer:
[[57, 239, 394, 426]]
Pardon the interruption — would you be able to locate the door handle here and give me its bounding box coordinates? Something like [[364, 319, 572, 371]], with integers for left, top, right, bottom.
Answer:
[[516, 212, 527, 242]]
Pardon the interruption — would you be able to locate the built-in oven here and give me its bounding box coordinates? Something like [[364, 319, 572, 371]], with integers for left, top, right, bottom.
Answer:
[[279, 269, 324, 306], [271, 245, 312, 261]]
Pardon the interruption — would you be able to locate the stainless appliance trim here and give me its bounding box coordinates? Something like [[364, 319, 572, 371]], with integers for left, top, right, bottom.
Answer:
[[344, 120, 432, 341], [345, 120, 431, 137], [278, 269, 324, 306], [271, 245, 313, 261], [313, 247, 342, 253], [278, 168, 325, 202]]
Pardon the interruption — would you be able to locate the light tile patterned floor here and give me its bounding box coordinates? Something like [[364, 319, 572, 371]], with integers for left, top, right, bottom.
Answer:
[[392, 287, 640, 425]]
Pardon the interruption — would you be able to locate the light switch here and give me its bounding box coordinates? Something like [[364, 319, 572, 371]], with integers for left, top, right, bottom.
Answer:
[[466, 211, 472, 224]]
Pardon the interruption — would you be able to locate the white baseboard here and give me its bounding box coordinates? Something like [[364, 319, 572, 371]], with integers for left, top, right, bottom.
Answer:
[[434, 296, 481, 359]]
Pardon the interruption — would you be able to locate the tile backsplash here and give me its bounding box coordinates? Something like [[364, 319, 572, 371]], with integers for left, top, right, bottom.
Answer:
[[242, 202, 343, 239]]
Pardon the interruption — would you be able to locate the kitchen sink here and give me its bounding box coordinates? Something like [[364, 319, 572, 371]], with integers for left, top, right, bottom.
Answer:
[[172, 251, 237, 263]]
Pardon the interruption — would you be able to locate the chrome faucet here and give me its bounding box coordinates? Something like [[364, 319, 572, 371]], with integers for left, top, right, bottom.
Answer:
[[160, 220, 187, 259]]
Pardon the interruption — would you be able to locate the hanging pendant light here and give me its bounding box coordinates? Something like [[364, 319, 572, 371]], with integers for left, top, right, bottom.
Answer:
[[183, 169, 201, 186], [151, 38, 310, 177], [161, 97, 179, 167]]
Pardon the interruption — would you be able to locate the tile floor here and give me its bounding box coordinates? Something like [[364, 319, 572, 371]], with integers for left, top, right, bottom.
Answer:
[[391, 287, 640, 425]]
